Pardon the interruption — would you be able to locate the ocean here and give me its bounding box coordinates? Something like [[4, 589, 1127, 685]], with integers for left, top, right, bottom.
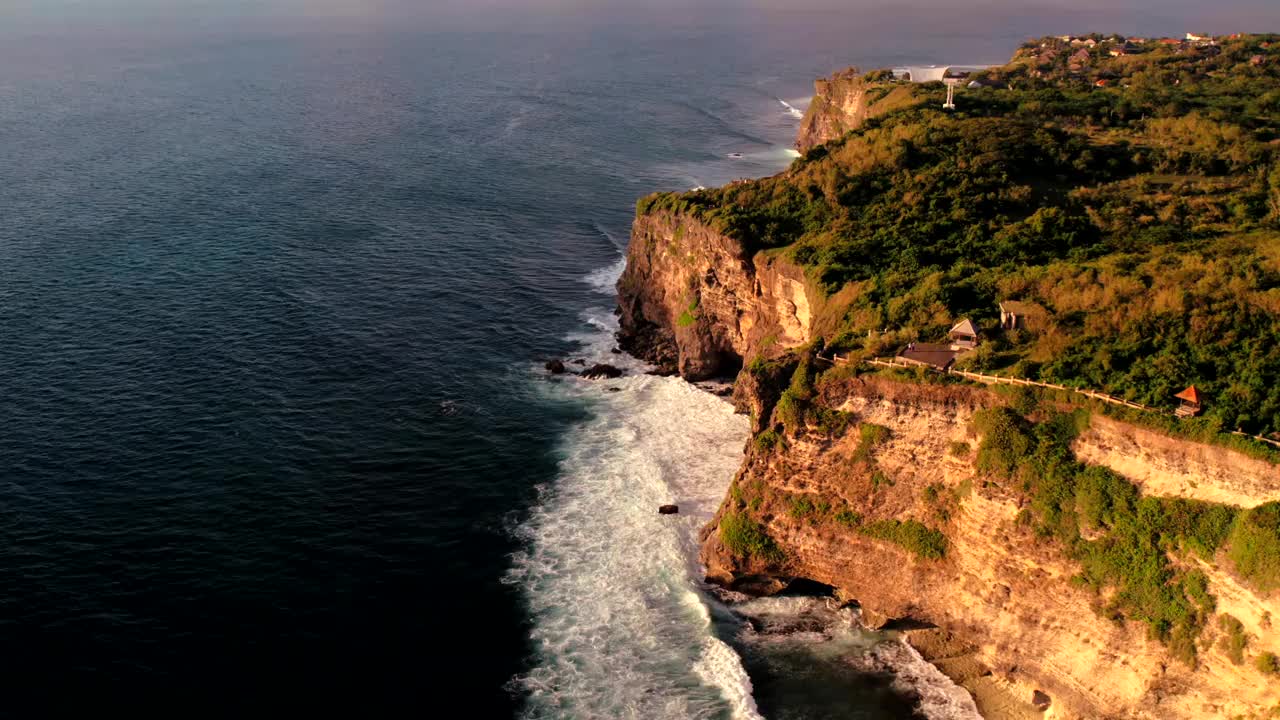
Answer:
[[0, 2, 1267, 717]]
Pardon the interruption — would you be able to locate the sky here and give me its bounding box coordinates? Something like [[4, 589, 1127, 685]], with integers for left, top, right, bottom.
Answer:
[[3, 0, 1277, 36]]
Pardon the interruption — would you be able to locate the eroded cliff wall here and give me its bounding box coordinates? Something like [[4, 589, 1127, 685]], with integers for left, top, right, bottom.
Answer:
[[699, 374, 1280, 720], [1074, 415, 1280, 508], [616, 211, 823, 380]]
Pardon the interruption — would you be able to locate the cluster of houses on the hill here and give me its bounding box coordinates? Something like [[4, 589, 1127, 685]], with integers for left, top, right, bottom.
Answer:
[[1049, 33, 1221, 50], [895, 302, 1037, 372], [891, 302, 1205, 417], [1025, 32, 1272, 85]]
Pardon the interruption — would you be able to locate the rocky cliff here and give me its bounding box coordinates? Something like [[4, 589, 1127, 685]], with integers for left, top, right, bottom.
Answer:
[[698, 372, 1280, 719], [616, 210, 844, 380], [615, 209, 1280, 718], [794, 68, 917, 152]]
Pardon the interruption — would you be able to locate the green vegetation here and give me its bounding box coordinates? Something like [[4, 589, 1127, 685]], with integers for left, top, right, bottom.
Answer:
[[754, 428, 784, 452], [676, 297, 699, 327], [1258, 651, 1280, 676], [639, 34, 1280, 437], [972, 405, 1258, 664], [870, 471, 894, 489], [853, 422, 891, 461], [859, 519, 948, 559], [775, 353, 816, 433], [1227, 502, 1280, 592], [834, 509, 863, 528], [949, 441, 971, 457], [788, 495, 830, 520], [1219, 614, 1248, 665], [771, 348, 855, 436], [720, 511, 784, 563]]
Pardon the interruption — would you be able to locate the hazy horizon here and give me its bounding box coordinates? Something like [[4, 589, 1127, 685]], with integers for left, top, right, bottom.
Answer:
[[5, 0, 1278, 39]]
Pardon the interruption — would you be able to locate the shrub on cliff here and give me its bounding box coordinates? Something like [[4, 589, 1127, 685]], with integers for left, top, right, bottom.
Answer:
[[859, 519, 947, 559], [1218, 614, 1248, 665], [773, 353, 816, 433], [754, 428, 783, 452], [720, 512, 784, 564], [973, 407, 1034, 478], [852, 423, 890, 463], [1227, 502, 1280, 592]]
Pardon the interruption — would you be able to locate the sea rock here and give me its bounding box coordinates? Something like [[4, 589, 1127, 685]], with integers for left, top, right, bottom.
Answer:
[[658, 504, 679, 515], [581, 363, 624, 379], [545, 359, 566, 375]]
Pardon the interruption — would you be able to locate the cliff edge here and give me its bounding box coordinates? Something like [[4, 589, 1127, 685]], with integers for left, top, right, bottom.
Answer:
[[794, 68, 917, 152], [615, 209, 1280, 719], [616, 210, 834, 380]]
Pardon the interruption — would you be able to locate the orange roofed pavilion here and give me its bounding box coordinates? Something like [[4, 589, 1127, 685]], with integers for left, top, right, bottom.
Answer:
[[1174, 386, 1203, 417]]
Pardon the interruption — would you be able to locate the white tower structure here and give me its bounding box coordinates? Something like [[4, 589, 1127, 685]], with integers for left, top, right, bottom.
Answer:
[[943, 79, 959, 110]]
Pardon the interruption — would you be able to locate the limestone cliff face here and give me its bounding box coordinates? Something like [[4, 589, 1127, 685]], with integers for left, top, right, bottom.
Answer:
[[615, 211, 820, 380], [795, 68, 915, 152], [1074, 416, 1280, 509], [699, 375, 1280, 720]]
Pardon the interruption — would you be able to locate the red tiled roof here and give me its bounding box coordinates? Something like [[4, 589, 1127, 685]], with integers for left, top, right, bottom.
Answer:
[[1174, 386, 1202, 404]]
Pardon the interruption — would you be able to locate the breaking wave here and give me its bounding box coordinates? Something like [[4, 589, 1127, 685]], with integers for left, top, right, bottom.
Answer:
[[777, 98, 805, 119], [508, 258, 760, 719]]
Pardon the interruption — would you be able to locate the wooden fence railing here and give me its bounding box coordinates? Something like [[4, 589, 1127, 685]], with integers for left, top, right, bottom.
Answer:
[[829, 352, 1280, 451], [1231, 430, 1280, 450], [835, 354, 1161, 413]]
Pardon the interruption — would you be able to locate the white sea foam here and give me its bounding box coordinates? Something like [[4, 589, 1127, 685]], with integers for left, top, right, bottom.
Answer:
[[509, 273, 759, 719], [861, 642, 983, 720], [732, 596, 982, 720], [777, 98, 805, 119], [582, 256, 626, 296]]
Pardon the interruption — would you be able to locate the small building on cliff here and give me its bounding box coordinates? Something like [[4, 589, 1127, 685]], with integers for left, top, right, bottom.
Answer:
[[1175, 386, 1204, 417], [949, 319, 979, 350], [999, 301, 1045, 331], [897, 342, 958, 371]]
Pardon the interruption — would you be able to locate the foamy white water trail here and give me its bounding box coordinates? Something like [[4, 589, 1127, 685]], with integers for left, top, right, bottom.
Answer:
[[731, 596, 982, 720], [777, 98, 804, 119], [507, 262, 760, 719]]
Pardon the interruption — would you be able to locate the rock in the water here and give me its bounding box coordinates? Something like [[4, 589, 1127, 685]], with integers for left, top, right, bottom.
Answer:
[[607, 387, 622, 393], [545, 359, 566, 375], [658, 504, 679, 515], [581, 363, 624, 379], [1032, 690, 1051, 711], [697, 383, 733, 397], [571, 359, 587, 366], [610, 347, 623, 354]]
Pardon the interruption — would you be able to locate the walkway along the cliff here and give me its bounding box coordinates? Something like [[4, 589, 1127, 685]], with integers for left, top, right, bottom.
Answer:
[[829, 354, 1280, 451]]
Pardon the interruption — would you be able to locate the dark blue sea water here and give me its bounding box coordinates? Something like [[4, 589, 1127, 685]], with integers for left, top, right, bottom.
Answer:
[[1, 3, 1269, 718]]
